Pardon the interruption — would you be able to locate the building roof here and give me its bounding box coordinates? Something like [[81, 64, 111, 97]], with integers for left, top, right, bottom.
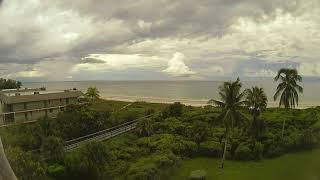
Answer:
[[0, 91, 83, 104]]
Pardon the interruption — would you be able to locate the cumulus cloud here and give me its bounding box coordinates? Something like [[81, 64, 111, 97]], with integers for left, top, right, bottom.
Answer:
[[163, 52, 196, 77], [207, 66, 225, 75], [298, 62, 320, 76], [14, 70, 44, 78], [0, 0, 320, 80], [243, 68, 276, 77], [73, 54, 166, 72]]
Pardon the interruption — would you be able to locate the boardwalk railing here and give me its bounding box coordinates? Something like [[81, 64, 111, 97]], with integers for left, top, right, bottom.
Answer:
[[64, 120, 137, 151], [64, 114, 154, 151]]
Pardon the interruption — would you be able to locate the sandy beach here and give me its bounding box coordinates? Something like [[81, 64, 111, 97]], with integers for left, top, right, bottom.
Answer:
[[101, 94, 318, 109]]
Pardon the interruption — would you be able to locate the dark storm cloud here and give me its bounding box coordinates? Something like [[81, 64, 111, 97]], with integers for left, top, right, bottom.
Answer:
[[53, 0, 302, 36], [0, 0, 318, 80], [42, 0, 306, 65], [81, 58, 105, 64], [0, 0, 303, 64]]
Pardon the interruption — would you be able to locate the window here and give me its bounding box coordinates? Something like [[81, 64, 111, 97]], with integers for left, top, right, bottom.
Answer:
[[49, 109, 53, 113], [24, 103, 27, 110], [24, 113, 28, 120], [60, 107, 65, 111], [8, 104, 13, 112]]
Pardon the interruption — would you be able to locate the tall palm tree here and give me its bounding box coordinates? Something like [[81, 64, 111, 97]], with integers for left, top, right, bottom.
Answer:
[[208, 78, 246, 169], [274, 68, 303, 138], [245, 87, 268, 141], [137, 117, 154, 137], [85, 87, 100, 102]]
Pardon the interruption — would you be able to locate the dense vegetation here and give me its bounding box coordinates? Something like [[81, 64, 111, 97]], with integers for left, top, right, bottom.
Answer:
[[1, 99, 320, 179], [0, 78, 22, 89], [0, 71, 318, 180]]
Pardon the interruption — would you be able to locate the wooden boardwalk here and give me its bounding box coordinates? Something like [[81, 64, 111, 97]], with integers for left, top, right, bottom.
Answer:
[[64, 120, 138, 151]]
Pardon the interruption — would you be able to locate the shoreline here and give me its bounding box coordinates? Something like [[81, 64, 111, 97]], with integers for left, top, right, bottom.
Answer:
[[101, 95, 318, 109]]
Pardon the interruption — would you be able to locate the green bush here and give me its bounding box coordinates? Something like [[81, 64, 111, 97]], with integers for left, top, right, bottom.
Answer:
[[6, 146, 46, 180], [137, 134, 197, 156], [234, 143, 253, 160], [64, 142, 110, 179], [127, 163, 158, 180], [47, 164, 66, 179], [162, 102, 184, 118], [264, 143, 284, 158], [252, 142, 264, 160], [300, 129, 318, 148], [41, 136, 64, 163], [126, 153, 179, 180], [199, 141, 222, 157]]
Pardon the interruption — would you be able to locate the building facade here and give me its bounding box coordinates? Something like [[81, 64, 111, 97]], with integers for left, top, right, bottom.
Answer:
[[0, 88, 83, 125]]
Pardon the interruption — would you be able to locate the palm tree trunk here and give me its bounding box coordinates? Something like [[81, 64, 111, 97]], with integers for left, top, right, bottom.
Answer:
[[281, 118, 286, 139], [220, 130, 228, 169]]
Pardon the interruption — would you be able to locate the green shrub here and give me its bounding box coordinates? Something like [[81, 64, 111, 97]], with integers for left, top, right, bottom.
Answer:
[[6, 146, 46, 180], [282, 132, 300, 150], [300, 129, 318, 148], [264, 143, 284, 158], [48, 164, 66, 179], [126, 153, 179, 180], [41, 136, 64, 163], [162, 102, 184, 118], [252, 142, 264, 160], [127, 162, 159, 180], [137, 134, 197, 156], [159, 117, 186, 135], [199, 141, 222, 157], [234, 143, 253, 160]]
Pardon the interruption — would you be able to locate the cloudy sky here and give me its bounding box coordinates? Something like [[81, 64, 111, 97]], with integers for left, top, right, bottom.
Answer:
[[0, 0, 319, 81]]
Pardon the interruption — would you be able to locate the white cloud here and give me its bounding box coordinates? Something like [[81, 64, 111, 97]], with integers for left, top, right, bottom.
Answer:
[[207, 66, 225, 75], [0, 0, 320, 80], [137, 20, 152, 31], [0, 0, 133, 64], [163, 52, 196, 77], [72, 54, 166, 72], [243, 68, 276, 77], [15, 70, 44, 78], [298, 62, 320, 76]]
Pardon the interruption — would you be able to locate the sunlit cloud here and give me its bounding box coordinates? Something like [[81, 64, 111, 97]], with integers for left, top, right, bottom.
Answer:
[[163, 52, 196, 77], [72, 54, 166, 72], [0, 0, 319, 80]]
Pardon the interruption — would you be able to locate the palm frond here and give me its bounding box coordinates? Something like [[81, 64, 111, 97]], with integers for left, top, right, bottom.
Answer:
[[207, 99, 225, 107]]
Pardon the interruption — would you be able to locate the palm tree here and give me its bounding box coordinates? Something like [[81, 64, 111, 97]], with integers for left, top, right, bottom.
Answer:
[[274, 68, 303, 138], [245, 87, 268, 141], [137, 117, 154, 137], [208, 78, 246, 169], [85, 87, 100, 102], [192, 121, 209, 150]]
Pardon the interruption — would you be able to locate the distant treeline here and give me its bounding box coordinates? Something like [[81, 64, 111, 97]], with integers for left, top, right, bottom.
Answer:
[[0, 78, 22, 89]]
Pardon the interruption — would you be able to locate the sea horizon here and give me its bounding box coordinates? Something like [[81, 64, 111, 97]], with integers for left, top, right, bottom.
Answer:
[[22, 80, 320, 108]]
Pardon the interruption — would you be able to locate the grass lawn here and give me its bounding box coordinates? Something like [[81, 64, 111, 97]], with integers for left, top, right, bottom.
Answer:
[[169, 149, 320, 180]]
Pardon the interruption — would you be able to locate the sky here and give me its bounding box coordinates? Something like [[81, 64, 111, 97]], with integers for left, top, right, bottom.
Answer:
[[0, 0, 320, 81]]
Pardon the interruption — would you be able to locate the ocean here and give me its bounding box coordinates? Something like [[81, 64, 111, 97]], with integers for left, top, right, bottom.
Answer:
[[23, 80, 320, 108]]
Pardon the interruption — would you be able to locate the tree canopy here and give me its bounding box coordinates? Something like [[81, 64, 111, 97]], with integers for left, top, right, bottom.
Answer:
[[0, 78, 22, 89]]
